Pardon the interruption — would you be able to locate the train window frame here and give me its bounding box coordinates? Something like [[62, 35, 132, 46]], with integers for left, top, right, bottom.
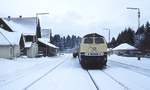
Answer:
[[95, 37, 105, 44], [84, 37, 93, 44]]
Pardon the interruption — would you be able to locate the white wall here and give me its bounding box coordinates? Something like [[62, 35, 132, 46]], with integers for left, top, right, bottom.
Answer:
[[0, 45, 20, 59], [0, 46, 12, 59], [13, 45, 20, 57], [27, 43, 38, 58]]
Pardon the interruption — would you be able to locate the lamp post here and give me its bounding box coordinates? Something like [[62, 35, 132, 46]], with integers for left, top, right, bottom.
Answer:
[[36, 12, 49, 31], [104, 28, 110, 44], [127, 7, 140, 28], [36, 13, 49, 17], [104, 28, 111, 55], [36, 12, 49, 39], [126, 8, 142, 60]]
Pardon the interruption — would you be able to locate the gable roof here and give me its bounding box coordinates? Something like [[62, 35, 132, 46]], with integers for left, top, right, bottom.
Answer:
[[2, 17, 37, 35], [0, 28, 22, 45], [113, 43, 137, 50], [84, 33, 103, 38], [38, 38, 58, 49], [0, 18, 12, 31]]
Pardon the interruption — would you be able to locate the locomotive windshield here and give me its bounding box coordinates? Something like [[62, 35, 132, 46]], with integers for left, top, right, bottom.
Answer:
[[84, 37, 93, 44], [95, 37, 104, 44], [84, 37, 105, 44]]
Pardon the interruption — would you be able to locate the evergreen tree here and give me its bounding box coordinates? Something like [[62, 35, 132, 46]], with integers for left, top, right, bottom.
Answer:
[[52, 34, 61, 47], [116, 28, 135, 46], [139, 22, 150, 50], [110, 37, 116, 48], [71, 35, 76, 48], [51, 34, 81, 50], [136, 25, 144, 35], [36, 19, 41, 38], [127, 28, 135, 45], [145, 21, 150, 33], [50, 29, 52, 42], [66, 35, 71, 48]]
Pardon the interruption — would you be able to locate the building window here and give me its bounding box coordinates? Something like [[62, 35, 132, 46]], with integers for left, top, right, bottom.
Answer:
[[25, 36, 33, 42], [0, 24, 4, 28]]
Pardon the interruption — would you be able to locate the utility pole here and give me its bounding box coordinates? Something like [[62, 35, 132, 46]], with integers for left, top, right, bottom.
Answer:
[[127, 7, 141, 28], [127, 7, 141, 60], [104, 28, 110, 44]]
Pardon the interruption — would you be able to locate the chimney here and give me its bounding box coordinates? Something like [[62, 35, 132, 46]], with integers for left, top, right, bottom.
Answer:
[[50, 29, 52, 42], [19, 15, 22, 18], [8, 16, 11, 18], [8, 16, 11, 20]]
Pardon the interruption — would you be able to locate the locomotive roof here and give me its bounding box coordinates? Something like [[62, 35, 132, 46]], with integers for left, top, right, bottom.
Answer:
[[83, 33, 103, 38]]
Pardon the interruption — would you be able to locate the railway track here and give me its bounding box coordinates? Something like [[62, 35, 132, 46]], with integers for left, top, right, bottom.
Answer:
[[109, 60, 150, 77], [87, 70, 100, 90], [101, 70, 129, 90], [87, 68, 129, 90], [24, 60, 66, 90]]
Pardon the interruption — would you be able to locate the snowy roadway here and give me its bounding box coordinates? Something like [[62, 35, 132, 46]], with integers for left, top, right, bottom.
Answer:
[[0, 54, 150, 90]]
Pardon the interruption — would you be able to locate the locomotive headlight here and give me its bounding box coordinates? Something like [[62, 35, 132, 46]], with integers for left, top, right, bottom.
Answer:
[[99, 52, 104, 56], [80, 52, 85, 55]]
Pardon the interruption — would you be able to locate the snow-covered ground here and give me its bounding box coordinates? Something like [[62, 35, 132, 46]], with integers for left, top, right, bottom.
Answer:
[[0, 54, 150, 90], [27, 55, 97, 90], [109, 55, 150, 70], [0, 55, 66, 90]]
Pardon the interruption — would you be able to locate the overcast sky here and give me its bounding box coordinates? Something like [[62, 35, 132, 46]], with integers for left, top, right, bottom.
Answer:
[[0, 0, 150, 40]]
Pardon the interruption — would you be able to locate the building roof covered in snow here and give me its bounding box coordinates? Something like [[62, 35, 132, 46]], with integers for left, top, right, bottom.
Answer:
[[113, 43, 137, 50], [38, 38, 58, 49], [0, 28, 22, 45], [2, 17, 37, 35]]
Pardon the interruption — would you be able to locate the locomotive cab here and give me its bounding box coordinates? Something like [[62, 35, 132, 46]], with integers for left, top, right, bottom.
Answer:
[[79, 33, 107, 69]]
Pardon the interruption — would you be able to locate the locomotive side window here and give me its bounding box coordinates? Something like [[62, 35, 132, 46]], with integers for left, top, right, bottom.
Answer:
[[84, 37, 93, 44], [95, 37, 104, 44]]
